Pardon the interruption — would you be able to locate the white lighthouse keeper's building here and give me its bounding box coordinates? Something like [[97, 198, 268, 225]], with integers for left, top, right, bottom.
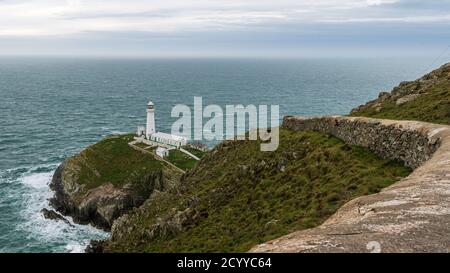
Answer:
[[137, 99, 187, 149]]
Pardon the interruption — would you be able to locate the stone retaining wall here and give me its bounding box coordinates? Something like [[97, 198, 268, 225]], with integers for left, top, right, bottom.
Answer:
[[251, 116, 450, 252], [283, 116, 441, 169]]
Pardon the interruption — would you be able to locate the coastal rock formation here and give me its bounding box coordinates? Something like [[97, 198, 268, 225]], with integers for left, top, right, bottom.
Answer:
[[250, 116, 450, 252], [49, 134, 173, 230], [50, 161, 164, 230], [41, 208, 74, 227]]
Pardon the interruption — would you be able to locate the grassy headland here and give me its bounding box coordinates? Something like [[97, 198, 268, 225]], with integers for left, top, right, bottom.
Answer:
[[69, 134, 164, 192]]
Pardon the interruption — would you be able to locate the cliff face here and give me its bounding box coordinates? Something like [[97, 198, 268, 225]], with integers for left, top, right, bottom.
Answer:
[[350, 62, 450, 125], [49, 134, 176, 230], [50, 162, 164, 230]]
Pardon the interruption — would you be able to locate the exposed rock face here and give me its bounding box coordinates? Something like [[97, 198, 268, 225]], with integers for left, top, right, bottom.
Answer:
[[351, 62, 450, 114], [110, 203, 203, 244], [250, 116, 450, 253], [50, 161, 164, 230], [85, 240, 104, 253], [395, 93, 421, 106], [41, 208, 74, 227]]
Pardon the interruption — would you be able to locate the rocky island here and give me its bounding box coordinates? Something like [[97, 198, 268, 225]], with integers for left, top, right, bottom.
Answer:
[[48, 63, 449, 252]]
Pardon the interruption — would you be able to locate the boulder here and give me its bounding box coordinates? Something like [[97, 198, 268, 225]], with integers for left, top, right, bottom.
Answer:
[[41, 208, 74, 227]]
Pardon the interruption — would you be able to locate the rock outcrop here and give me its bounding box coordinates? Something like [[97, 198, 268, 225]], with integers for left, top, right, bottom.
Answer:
[[50, 161, 165, 230], [41, 208, 74, 227], [250, 116, 450, 253], [350, 62, 450, 115]]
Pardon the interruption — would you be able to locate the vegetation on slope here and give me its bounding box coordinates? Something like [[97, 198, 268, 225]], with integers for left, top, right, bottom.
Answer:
[[69, 134, 164, 193], [51, 134, 174, 229], [183, 147, 207, 159], [103, 128, 411, 252], [350, 63, 450, 125], [166, 149, 199, 170]]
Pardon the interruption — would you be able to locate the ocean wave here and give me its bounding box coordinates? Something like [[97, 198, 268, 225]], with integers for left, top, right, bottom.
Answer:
[[65, 242, 87, 253], [109, 130, 128, 135], [21, 171, 53, 189], [12, 166, 108, 253]]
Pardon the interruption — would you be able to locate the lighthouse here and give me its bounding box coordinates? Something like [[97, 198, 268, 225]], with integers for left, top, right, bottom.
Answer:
[[146, 100, 155, 138], [136, 100, 187, 149]]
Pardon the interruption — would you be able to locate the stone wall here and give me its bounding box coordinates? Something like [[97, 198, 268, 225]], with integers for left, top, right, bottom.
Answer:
[[283, 115, 441, 169], [251, 116, 450, 252]]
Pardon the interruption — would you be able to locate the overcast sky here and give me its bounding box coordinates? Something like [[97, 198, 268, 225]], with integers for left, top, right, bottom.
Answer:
[[1, 0, 450, 57]]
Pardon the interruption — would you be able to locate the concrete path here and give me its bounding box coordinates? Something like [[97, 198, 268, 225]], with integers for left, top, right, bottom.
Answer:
[[128, 143, 186, 174], [179, 148, 200, 161]]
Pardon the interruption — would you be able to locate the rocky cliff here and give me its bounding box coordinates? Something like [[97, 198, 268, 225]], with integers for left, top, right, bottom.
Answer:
[[50, 162, 164, 230], [49, 134, 179, 230]]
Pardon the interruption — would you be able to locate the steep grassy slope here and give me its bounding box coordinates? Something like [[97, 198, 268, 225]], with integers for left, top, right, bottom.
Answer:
[[103, 128, 411, 252], [350, 63, 450, 125], [69, 134, 164, 193]]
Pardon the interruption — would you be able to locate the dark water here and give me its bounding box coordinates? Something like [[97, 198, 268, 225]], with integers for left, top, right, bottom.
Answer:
[[0, 57, 434, 252]]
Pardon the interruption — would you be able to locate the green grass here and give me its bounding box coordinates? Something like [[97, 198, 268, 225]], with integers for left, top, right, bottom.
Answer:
[[104, 128, 412, 252], [166, 149, 199, 170], [183, 147, 207, 159], [67, 134, 164, 192], [135, 142, 151, 149], [350, 79, 450, 125]]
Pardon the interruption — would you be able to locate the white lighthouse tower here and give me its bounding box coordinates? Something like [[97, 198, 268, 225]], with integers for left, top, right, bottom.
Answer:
[[146, 100, 155, 138]]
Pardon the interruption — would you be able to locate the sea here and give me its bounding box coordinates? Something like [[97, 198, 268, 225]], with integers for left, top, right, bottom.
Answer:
[[0, 57, 441, 252]]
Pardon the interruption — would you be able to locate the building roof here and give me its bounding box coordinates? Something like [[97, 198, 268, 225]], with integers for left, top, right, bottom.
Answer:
[[152, 132, 187, 141], [148, 101, 154, 106], [156, 147, 168, 152]]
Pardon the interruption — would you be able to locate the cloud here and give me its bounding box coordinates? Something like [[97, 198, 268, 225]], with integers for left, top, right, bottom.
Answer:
[[0, 0, 449, 56], [1, 0, 449, 36], [366, 0, 398, 6]]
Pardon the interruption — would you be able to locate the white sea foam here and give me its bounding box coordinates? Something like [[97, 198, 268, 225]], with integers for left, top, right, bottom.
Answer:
[[109, 130, 127, 135], [17, 167, 108, 253], [65, 242, 87, 253], [21, 172, 53, 189]]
